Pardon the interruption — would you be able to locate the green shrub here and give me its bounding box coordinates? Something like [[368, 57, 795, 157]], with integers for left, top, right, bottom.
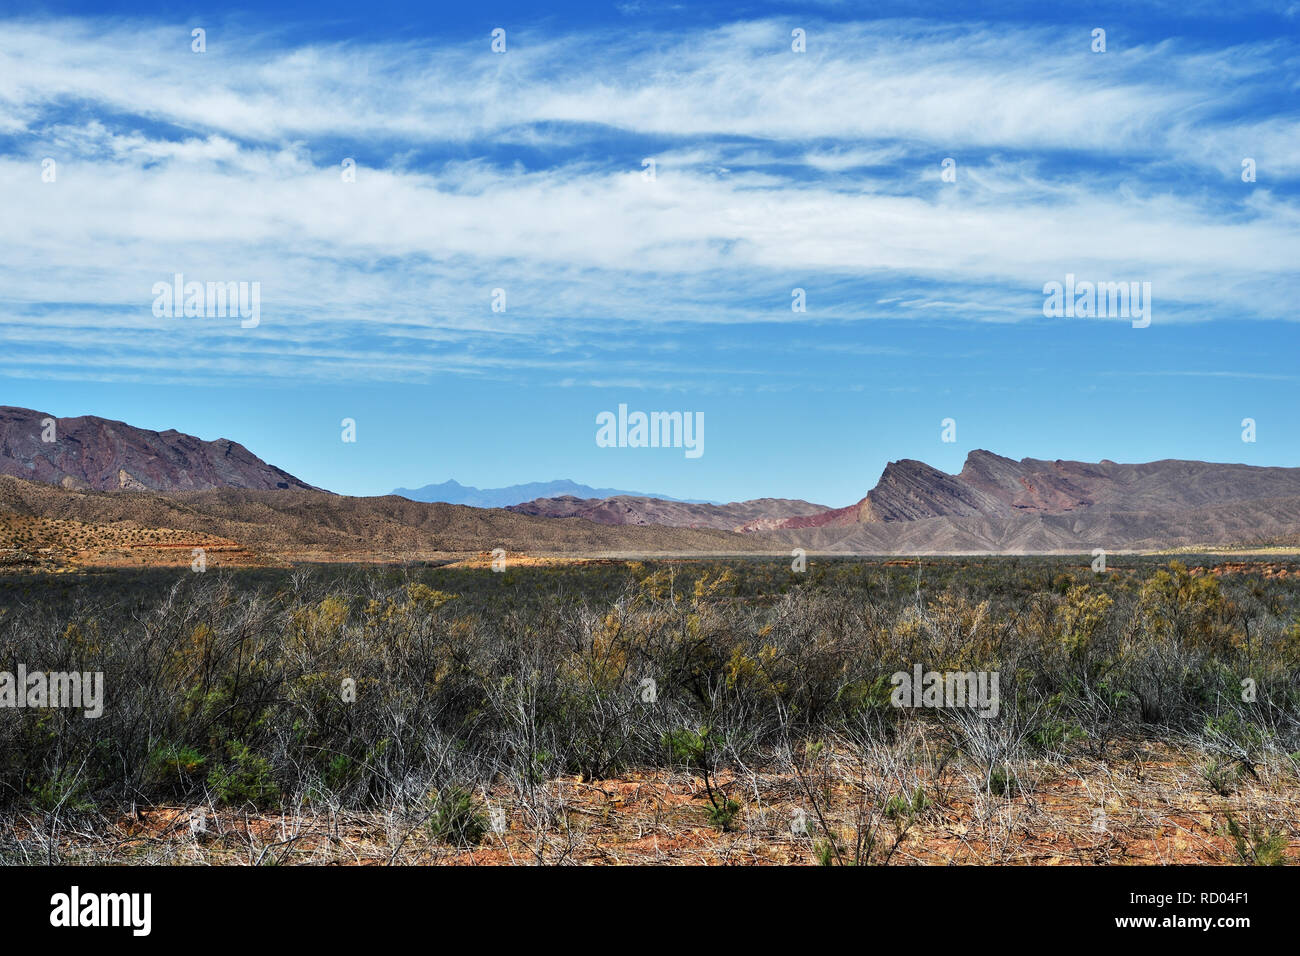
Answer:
[[1224, 813, 1289, 865], [664, 725, 741, 832], [149, 743, 206, 789], [323, 753, 355, 792], [207, 741, 279, 808], [1202, 757, 1241, 796], [1205, 711, 1267, 758], [706, 797, 742, 832], [989, 765, 1022, 797], [1028, 714, 1086, 754], [884, 786, 930, 821], [427, 786, 489, 846], [29, 768, 94, 813]]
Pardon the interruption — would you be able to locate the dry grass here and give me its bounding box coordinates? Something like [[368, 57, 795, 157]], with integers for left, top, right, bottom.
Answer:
[[7, 738, 1295, 866]]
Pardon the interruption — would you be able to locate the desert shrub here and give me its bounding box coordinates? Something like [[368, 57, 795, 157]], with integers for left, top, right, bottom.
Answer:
[[28, 767, 95, 813], [207, 741, 279, 808], [148, 742, 206, 792], [1201, 756, 1241, 796], [815, 839, 838, 866], [1137, 562, 1239, 655], [1204, 710, 1268, 759], [1223, 812, 1289, 865], [1025, 693, 1087, 755], [0, 556, 1294, 822], [706, 796, 742, 831], [883, 786, 930, 821], [988, 765, 1022, 797], [1057, 585, 1116, 671], [664, 725, 741, 831], [427, 786, 489, 846]]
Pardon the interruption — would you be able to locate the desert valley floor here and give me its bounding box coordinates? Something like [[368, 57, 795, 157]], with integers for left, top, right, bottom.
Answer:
[[2, 555, 1297, 865]]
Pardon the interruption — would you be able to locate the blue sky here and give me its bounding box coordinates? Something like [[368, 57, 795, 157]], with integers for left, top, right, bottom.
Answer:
[[1, 1, 1298, 505]]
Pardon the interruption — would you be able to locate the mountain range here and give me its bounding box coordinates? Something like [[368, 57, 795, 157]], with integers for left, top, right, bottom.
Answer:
[[506, 451, 1300, 552], [508, 495, 831, 531], [4, 406, 1300, 562], [392, 478, 710, 508], [0, 406, 313, 493]]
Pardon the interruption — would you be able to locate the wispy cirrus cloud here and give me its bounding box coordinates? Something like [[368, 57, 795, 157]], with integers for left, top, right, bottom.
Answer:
[[1, 14, 1297, 386]]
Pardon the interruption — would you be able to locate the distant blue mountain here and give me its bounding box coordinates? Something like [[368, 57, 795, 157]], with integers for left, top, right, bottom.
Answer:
[[391, 478, 713, 508]]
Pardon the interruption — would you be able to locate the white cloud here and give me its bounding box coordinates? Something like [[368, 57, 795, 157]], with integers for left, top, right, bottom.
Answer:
[[0, 14, 1296, 384]]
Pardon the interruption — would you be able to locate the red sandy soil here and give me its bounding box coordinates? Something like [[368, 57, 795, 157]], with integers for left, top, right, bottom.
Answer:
[[11, 740, 1296, 866]]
